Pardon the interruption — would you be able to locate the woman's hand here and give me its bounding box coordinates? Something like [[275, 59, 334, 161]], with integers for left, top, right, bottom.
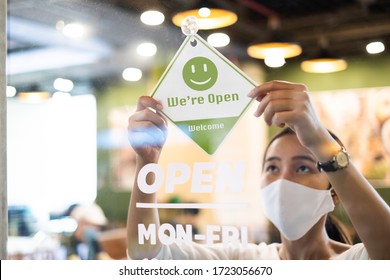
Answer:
[[248, 80, 335, 154], [128, 96, 168, 163]]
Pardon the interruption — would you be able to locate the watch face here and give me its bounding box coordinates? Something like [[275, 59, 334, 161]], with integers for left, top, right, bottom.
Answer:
[[336, 151, 349, 168]]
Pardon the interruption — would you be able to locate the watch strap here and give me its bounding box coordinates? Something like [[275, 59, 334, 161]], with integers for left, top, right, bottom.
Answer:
[[316, 146, 349, 172], [316, 160, 337, 172]]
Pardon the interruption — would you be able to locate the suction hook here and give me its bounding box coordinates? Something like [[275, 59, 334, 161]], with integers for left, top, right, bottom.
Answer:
[[181, 16, 199, 46]]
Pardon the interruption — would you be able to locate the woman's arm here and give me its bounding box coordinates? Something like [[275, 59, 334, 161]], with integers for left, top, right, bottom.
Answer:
[[249, 80, 390, 259], [126, 96, 167, 259]]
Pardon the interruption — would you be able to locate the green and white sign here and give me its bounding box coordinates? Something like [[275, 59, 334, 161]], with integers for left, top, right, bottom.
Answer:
[[151, 34, 256, 154]]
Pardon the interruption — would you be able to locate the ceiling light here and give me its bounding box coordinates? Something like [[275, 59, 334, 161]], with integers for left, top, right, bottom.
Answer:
[[301, 58, 347, 73], [17, 84, 51, 103], [122, 68, 142, 81], [248, 42, 302, 59], [172, 8, 237, 30], [18, 91, 51, 103], [301, 37, 347, 73], [53, 78, 74, 92], [7, 86, 17, 98], [366, 41, 385, 54], [140, 10, 165, 26], [247, 17, 302, 60], [62, 23, 86, 38], [207, 33, 230, 47], [264, 53, 286, 68], [136, 42, 157, 57]]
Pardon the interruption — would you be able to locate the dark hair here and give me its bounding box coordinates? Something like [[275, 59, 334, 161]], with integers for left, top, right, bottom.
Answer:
[[325, 214, 353, 245], [263, 127, 353, 244], [183, 208, 200, 215], [263, 127, 344, 166]]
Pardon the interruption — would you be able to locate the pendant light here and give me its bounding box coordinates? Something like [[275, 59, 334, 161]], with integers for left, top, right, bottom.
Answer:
[[247, 17, 302, 64], [247, 41, 302, 59], [172, 4, 237, 30], [301, 38, 347, 73], [300, 56, 347, 73], [18, 91, 51, 103], [17, 84, 51, 103]]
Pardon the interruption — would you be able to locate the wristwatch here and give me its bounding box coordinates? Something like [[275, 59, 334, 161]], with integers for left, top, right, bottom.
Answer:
[[316, 146, 350, 172]]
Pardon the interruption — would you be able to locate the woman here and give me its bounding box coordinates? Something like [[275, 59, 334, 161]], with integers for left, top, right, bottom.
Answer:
[[127, 80, 390, 260]]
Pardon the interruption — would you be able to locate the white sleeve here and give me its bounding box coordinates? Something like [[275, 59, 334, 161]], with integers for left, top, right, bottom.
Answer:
[[129, 241, 280, 260], [154, 241, 235, 260], [333, 243, 370, 260], [127, 241, 233, 260]]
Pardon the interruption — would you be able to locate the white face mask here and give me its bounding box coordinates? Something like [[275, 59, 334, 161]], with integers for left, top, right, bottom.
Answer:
[[260, 179, 334, 241]]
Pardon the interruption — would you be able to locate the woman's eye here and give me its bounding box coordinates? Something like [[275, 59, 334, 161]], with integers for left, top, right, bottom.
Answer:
[[265, 165, 278, 173], [297, 165, 311, 173]]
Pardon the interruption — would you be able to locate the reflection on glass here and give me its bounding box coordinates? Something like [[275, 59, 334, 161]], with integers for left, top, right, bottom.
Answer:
[[136, 42, 157, 57], [140, 10, 165, 26], [122, 68, 142, 82], [62, 22, 86, 39], [366, 41, 385, 54], [7, 86, 17, 97], [207, 33, 230, 48], [53, 78, 74, 92]]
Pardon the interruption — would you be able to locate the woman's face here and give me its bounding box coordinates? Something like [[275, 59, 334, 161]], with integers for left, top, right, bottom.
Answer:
[[261, 134, 329, 190]]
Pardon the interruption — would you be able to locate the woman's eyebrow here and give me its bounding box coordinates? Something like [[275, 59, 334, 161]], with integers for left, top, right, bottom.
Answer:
[[264, 155, 316, 163], [264, 156, 281, 163], [292, 155, 317, 163]]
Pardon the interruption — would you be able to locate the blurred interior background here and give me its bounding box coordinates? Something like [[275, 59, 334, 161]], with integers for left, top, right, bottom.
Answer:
[[5, 0, 390, 259]]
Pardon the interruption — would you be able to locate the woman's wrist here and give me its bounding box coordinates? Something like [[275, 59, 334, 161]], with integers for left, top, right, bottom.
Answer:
[[306, 130, 342, 162], [136, 152, 160, 166]]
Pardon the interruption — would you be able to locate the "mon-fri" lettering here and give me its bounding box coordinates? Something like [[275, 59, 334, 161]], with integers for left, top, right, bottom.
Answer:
[[138, 223, 248, 247]]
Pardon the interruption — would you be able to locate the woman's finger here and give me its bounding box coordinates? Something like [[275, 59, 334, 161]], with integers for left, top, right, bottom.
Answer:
[[136, 96, 163, 112], [262, 99, 296, 126], [130, 108, 167, 129], [252, 89, 301, 118], [248, 80, 306, 99]]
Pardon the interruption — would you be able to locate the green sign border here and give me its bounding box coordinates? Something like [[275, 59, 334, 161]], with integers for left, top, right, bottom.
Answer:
[[150, 34, 257, 154]]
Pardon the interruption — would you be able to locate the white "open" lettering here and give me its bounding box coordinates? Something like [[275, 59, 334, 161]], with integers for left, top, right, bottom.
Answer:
[[137, 161, 245, 194]]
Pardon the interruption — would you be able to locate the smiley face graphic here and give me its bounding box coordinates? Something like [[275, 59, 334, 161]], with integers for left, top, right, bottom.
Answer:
[[182, 57, 218, 91]]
